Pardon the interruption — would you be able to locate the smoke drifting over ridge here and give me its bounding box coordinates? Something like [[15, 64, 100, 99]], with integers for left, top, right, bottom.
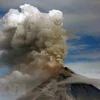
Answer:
[[0, 4, 68, 75]]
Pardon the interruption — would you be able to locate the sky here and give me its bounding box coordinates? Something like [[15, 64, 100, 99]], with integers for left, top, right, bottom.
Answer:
[[0, 0, 100, 100], [0, 0, 100, 78]]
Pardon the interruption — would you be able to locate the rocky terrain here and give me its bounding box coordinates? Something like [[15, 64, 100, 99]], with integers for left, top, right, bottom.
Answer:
[[17, 73, 100, 100]]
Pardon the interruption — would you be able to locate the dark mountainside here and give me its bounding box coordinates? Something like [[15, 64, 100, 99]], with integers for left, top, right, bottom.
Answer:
[[17, 70, 100, 100]]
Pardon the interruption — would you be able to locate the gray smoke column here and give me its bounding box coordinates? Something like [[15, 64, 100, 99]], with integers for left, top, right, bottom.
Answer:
[[0, 4, 68, 75]]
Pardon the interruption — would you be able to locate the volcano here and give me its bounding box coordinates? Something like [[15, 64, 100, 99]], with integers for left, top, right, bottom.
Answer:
[[0, 4, 100, 100], [17, 67, 100, 100]]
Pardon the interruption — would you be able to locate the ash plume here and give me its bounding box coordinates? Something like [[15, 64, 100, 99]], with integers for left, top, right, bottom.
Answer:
[[0, 4, 68, 75]]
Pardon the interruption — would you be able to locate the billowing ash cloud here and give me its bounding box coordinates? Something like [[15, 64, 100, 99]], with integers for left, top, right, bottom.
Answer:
[[0, 4, 68, 75]]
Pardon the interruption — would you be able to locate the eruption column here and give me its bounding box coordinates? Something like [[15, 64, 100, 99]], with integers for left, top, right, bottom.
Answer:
[[0, 4, 68, 76]]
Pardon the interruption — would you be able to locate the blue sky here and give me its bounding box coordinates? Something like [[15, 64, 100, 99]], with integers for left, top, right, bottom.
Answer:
[[65, 35, 100, 62], [0, 0, 100, 78], [0, 67, 10, 76]]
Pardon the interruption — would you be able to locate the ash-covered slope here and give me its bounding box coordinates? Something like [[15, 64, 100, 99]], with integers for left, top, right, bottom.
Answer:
[[17, 73, 100, 100]]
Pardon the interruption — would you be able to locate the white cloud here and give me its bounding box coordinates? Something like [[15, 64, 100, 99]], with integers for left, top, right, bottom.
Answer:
[[0, 0, 100, 37], [58, 74, 100, 89], [69, 49, 100, 59], [0, 71, 32, 84], [0, 70, 50, 100], [68, 44, 88, 51], [65, 61, 100, 79], [0, 71, 33, 100], [67, 42, 100, 60], [0, 68, 52, 100]]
